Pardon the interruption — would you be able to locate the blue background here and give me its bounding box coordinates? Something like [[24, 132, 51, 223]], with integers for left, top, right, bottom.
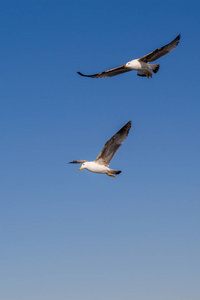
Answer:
[[0, 1, 200, 300]]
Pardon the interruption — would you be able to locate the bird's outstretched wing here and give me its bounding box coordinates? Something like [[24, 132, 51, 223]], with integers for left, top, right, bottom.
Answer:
[[69, 160, 87, 164], [95, 121, 132, 166], [77, 65, 132, 78], [139, 34, 181, 63]]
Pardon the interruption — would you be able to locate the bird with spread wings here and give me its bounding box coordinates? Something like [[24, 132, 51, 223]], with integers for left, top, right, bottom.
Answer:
[[77, 34, 180, 79], [69, 121, 132, 178]]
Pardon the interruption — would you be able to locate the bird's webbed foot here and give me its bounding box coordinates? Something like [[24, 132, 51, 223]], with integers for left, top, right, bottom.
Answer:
[[144, 72, 152, 78], [107, 172, 115, 178]]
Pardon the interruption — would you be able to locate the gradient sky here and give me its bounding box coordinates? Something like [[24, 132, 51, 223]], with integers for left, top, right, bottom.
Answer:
[[0, 1, 200, 300]]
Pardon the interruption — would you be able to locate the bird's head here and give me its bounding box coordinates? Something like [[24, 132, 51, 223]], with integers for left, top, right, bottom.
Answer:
[[125, 60, 139, 70], [79, 162, 86, 171], [125, 61, 131, 68]]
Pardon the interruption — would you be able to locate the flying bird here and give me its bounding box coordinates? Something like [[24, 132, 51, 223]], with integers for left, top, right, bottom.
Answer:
[[69, 121, 132, 178], [77, 34, 180, 79]]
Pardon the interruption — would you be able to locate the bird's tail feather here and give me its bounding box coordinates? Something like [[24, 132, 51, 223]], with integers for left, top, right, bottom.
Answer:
[[110, 170, 121, 175], [150, 64, 160, 73]]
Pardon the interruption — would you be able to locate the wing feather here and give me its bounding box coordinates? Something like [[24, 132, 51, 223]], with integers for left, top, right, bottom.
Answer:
[[77, 65, 132, 78], [69, 160, 87, 164], [139, 34, 181, 63], [95, 121, 132, 166]]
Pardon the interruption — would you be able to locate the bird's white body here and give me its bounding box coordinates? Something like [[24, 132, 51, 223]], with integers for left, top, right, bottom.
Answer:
[[125, 59, 159, 78], [80, 161, 110, 174]]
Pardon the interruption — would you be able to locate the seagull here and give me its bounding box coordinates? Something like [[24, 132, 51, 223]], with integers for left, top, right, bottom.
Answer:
[[69, 121, 132, 178], [77, 34, 180, 79]]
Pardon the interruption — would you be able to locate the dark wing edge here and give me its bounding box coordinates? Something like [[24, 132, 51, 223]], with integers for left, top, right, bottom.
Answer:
[[95, 121, 132, 166], [69, 160, 87, 164], [139, 34, 181, 63], [77, 65, 132, 78]]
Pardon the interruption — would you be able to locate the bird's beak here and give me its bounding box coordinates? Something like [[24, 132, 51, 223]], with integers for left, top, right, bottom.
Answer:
[[79, 166, 83, 170], [124, 64, 127, 68]]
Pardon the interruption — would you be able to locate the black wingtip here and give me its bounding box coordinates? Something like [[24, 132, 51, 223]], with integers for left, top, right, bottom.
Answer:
[[176, 34, 181, 43], [124, 120, 132, 131], [127, 121, 132, 133], [127, 120, 132, 128], [119, 121, 132, 136], [77, 71, 86, 77]]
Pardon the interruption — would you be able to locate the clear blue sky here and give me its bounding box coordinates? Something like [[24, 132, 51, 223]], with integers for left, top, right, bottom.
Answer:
[[0, 1, 200, 300]]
